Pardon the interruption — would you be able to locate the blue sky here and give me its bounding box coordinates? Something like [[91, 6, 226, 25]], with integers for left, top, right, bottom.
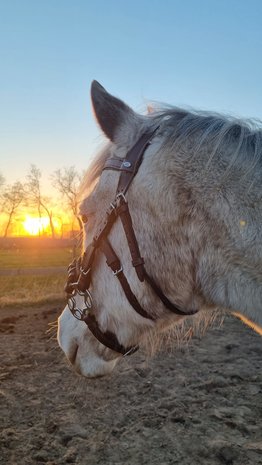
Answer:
[[1, 0, 262, 187]]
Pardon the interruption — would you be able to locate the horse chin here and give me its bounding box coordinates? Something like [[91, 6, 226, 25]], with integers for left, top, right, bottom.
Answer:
[[74, 353, 119, 378]]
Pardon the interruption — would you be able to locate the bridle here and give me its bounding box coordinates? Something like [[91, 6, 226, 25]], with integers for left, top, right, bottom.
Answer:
[[65, 127, 198, 356]]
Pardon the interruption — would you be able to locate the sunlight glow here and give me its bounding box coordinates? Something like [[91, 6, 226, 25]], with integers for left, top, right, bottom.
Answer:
[[233, 312, 262, 336], [23, 216, 50, 236]]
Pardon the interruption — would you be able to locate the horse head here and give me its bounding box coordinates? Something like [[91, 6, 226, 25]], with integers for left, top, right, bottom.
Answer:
[[58, 81, 262, 377]]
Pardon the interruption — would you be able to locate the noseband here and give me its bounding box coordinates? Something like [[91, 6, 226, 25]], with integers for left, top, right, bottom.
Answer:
[[65, 128, 198, 356]]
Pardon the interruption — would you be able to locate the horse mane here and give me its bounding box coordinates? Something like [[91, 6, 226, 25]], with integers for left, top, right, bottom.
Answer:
[[150, 106, 262, 179], [80, 106, 262, 201]]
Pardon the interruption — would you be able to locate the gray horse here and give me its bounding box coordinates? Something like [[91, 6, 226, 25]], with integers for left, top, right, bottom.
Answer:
[[58, 81, 262, 377]]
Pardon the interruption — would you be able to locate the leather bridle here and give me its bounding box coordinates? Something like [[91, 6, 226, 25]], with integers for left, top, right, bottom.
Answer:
[[65, 127, 198, 356]]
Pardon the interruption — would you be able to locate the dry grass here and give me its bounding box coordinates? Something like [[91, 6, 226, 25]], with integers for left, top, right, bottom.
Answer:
[[0, 247, 74, 269], [0, 246, 74, 307], [0, 273, 66, 307], [142, 308, 224, 356]]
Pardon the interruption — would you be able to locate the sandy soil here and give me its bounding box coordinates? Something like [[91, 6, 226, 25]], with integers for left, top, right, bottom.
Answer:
[[0, 303, 261, 465]]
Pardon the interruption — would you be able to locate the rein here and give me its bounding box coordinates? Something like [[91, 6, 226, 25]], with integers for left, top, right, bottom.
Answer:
[[65, 128, 198, 356]]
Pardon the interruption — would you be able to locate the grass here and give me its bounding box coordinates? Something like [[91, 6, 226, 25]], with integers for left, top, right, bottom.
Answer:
[[0, 247, 76, 269], [0, 273, 67, 307], [0, 247, 78, 307]]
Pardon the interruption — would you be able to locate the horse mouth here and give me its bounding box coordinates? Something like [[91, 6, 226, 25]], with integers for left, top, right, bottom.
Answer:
[[68, 345, 78, 365]]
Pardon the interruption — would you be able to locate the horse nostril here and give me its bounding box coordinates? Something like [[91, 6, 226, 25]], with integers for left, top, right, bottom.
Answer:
[[68, 345, 78, 365]]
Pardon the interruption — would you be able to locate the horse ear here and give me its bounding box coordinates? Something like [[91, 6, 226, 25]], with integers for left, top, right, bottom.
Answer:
[[91, 80, 134, 142]]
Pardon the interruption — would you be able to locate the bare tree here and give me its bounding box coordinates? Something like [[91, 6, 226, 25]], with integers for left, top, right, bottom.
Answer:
[[52, 166, 82, 230], [1, 181, 25, 237], [0, 173, 4, 189], [26, 165, 56, 238], [0, 173, 5, 214]]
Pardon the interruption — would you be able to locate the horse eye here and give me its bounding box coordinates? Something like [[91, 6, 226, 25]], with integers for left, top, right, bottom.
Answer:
[[81, 215, 88, 224]]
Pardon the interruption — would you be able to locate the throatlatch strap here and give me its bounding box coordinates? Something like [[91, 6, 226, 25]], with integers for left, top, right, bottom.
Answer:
[[84, 313, 138, 356], [100, 238, 155, 321], [144, 272, 198, 316]]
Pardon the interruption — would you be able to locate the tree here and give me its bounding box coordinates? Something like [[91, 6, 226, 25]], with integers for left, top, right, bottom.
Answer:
[[0, 173, 5, 214], [26, 165, 56, 238], [52, 167, 82, 230], [0, 173, 4, 190], [1, 181, 25, 237]]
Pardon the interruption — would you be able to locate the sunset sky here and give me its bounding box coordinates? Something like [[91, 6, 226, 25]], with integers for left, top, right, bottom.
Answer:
[[1, 0, 262, 192]]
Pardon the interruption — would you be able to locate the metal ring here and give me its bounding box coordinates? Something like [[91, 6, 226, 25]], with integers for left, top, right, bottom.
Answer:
[[80, 267, 90, 276], [84, 290, 93, 308], [73, 308, 83, 320], [68, 296, 76, 312]]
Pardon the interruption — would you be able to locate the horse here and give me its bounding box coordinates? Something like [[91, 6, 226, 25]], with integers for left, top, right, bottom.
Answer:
[[57, 81, 262, 378]]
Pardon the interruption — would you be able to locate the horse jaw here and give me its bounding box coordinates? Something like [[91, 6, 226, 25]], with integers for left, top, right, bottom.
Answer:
[[57, 306, 119, 378]]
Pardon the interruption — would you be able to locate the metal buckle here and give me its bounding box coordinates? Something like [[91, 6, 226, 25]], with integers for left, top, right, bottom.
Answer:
[[113, 265, 123, 276], [116, 192, 127, 204], [80, 266, 91, 276]]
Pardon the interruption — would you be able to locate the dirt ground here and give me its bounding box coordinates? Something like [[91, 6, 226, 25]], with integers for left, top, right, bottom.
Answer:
[[0, 303, 261, 465]]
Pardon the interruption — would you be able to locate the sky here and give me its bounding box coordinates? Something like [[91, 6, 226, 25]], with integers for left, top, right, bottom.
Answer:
[[1, 0, 262, 190]]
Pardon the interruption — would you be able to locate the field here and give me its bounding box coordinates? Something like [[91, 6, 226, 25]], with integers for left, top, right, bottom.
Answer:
[[0, 246, 261, 464], [0, 247, 72, 307], [0, 247, 73, 269]]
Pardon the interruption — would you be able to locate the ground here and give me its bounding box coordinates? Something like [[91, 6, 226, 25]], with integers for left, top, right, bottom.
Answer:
[[0, 303, 261, 465]]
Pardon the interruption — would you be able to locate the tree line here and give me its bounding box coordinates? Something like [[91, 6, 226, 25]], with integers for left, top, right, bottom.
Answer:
[[0, 165, 83, 238]]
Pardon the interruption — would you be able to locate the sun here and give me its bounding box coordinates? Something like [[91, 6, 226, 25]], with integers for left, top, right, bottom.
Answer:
[[23, 216, 50, 236]]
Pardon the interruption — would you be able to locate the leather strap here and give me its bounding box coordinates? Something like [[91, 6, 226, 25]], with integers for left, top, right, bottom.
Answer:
[[144, 272, 198, 316], [117, 128, 159, 195], [76, 244, 95, 293], [64, 258, 80, 294], [116, 198, 198, 317], [103, 158, 133, 172], [75, 205, 119, 293], [117, 199, 145, 282], [84, 313, 139, 356], [100, 238, 155, 321]]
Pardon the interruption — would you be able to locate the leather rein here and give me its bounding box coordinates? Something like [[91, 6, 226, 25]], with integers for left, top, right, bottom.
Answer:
[[65, 128, 198, 356]]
